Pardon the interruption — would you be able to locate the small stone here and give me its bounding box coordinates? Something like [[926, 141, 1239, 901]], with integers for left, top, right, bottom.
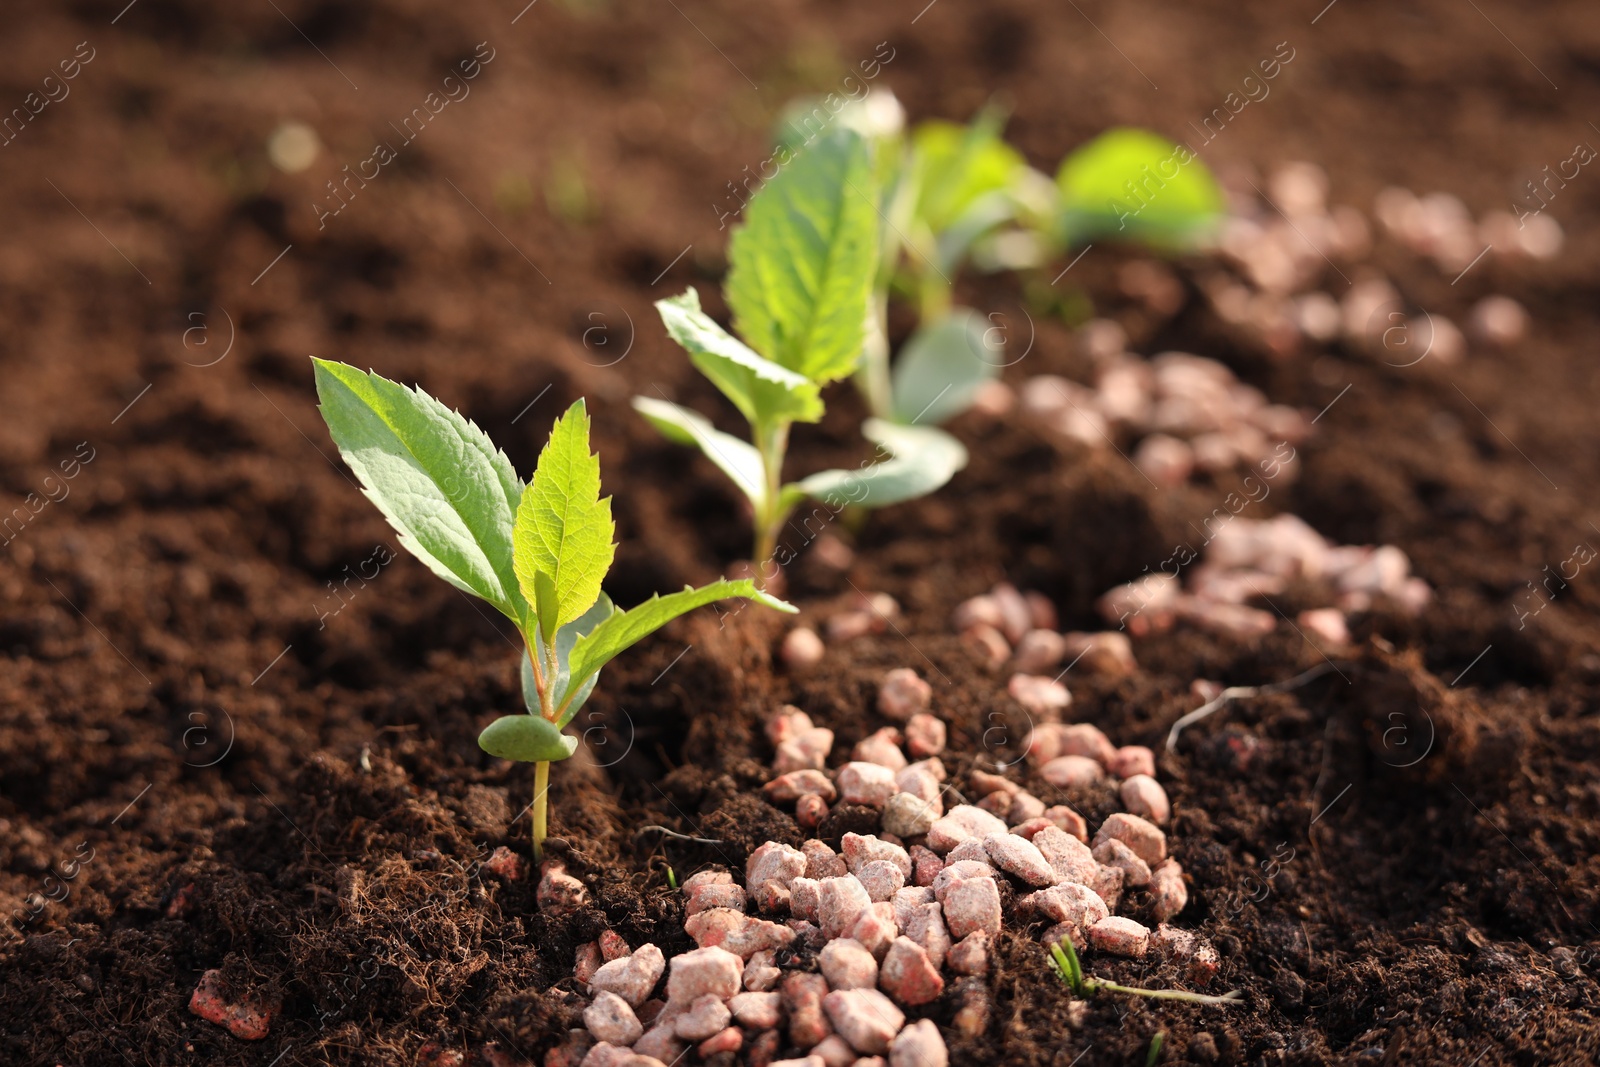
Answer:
[[894, 765, 941, 805], [546, 1030, 595, 1067], [891, 886, 935, 930], [574, 941, 603, 984], [878, 669, 932, 721], [1107, 746, 1156, 779], [990, 583, 1033, 644], [797, 794, 829, 830], [828, 611, 875, 642], [952, 594, 1004, 632], [483, 846, 525, 881], [698, 1027, 743, 1058], [1094, 813, 1167, 866], [747, 842, 808, 913], [932, 860, 995, 900], [774, 727, 836, 774], [782, 972, 833, 1048], [820, 938, 879, 990], [889, 1019, 948, 1067], [910, 846, 942, 887], [578, 1042, 631, 1067], [961, 623, 1011, 668], [791, 877, 822, 923], [1040, 755, 1104, 788], [188, 969, 278, 1041], [1092, 837, 1152, 887], [1032, 825, 1098, 885], [881, 792, 940, 838], [909, 756, 947, 781], [1022, 883, 1109, 942], [590, 944, 666, 1008], [1009, 817, 1053, 840], [674, 993, 732, 1041], [811, 1036, 855, 1067], [838, 763, 899, 808], [731, 991, 782, 1029], [1298, 607, 1349, 648], [747, 1030, 782, 1067], [1059, 631, 1137, 677], [823, 989, 905, 1054], [765, 770, 838, 804], [819, 876, 873, 939], [947, 932, 990, 976], [1468, 294, 1528, 347], [903, 714, 946, 758], [977, 789, 1014, 819], [1007, 673, 1072, 720], [585, 991, 644, 1046], [1053, 723, 1118, 764], [595, 930, 630, 962], [666, 947, 743, 1005], [685, 909, 796, 958], [857, 860, 906, 902], [1042, 806, 1089, 842], [841, 833, 913, 878], [901, 902, 952, 969], [538, 861, 588, 914], [1007, 792, 1046, 825], [1091, 865, 1125, 911], [983, 832, 1057, 886], [685, 881, 747, 916], [951, 979, 991, 1039], [852, 902, 899, 959], [968, 769, 1017, 797], [926, 805, 1008, 853], [781, 628, 825, 670], [1119, 775, 1171, 824], [945, 837, 991, 864], [1148, 859, 1188, 922], [853, 727, 908, 770], [681, 868, 731, 891], [940, 876, 1002, 938], [1088, 916, 1150, 957], [1011, 629, 1066, 673], [767, 705, 815, 745], [805, 840, 849, 880], [879, 937, 944, 1006]]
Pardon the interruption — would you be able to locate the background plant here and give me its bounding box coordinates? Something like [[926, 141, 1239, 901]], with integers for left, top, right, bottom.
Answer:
[[313, 360, 792, 860]]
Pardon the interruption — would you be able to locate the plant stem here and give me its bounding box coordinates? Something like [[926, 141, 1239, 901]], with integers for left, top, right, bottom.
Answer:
[[531, 760, 549, 861], [857, 289, 894, 420], [751, 420, 791, 575]]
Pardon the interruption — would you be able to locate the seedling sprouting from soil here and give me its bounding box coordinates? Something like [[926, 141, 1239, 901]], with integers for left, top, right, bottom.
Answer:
[[1048, 934, 1242, 1007], [313, 360, 793, 859], [636, 127, 967, 567]]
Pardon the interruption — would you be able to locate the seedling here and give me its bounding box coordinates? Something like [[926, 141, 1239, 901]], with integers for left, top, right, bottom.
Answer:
[[1048, 934, 1243, 1007], [1146, 1031, 1167, 1067], [636, 127, 967, 567], [1054, 127, 1224, 249], [312, 360, 793, 859]]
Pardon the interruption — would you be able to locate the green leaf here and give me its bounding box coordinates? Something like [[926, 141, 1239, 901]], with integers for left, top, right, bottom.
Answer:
[[478, 713, 579, 763], [514, 399, 616, 633], [786, 418, 968, 510], [521, 593, 616, 725], [655, 290, 823, 425], [632, 396, 767, 512], [1056, 128, 1223, 247], [890, 309, 1001, 426], [311, 359, 527, 624], [726, 128, 881, 384], [911, 113, 1025, 237], [563, 581, 796, 715]]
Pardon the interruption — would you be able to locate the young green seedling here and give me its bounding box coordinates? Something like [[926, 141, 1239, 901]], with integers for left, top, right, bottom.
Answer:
[[1048, 934, 1243, 1007], [635, 126, 967, 568], [1053, 127, 1225, 250], [312, 359, 793, 860]]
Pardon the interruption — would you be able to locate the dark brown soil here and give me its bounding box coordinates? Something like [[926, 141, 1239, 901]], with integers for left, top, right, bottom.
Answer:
[[2, 1, 1599, 1065]]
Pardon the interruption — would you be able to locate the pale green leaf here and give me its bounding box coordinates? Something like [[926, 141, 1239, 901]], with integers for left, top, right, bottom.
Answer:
[[521, 593, 615, 725], [787, 418, 968, 510], [726, 128, 881, 384], [478, 713, 579, 763], [311, 359, 527, 624], [655, 290, 823, 425], [911, 113, 1025, 236], [514, 399, 616, 632], [632, 396, 767, 511], [1057, 128, 1223, 247], [563, 581, 796, 716], [890, 309, 1001, 426]]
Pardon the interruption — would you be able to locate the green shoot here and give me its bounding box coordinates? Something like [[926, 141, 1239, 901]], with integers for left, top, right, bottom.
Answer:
[[636, 127, 967, 569], [667, 867, 678, 891], [1146, 1031, 1166, 1067], [1048, 934, 1243, 1007], [312, 360, 794, 862], [1055, 128, 1224, 249]]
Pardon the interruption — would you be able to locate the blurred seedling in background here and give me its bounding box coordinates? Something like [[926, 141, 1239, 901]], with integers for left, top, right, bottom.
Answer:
[[1049, 934, 1242, 1007], [313, 360, 792, 861], [635, 127, 968, 568]]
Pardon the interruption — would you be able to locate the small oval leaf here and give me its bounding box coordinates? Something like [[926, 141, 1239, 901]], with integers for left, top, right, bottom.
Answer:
[[478, 714, 579, 763]]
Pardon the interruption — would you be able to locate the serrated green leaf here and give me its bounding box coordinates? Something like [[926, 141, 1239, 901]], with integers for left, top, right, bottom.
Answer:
[[890, 309, 1001, 426], [478, 713, 579, 763], [726, 128, 881, 384], [514, 399, 616, 634], [311, 359, 527, 624], [632, 396, 768, 511], [1057, 128, 1223, 247], [786, 418, 968, 510], [655, 290, 823, 425], [521, 593, 615, 725], [562, 581, 796, 716]]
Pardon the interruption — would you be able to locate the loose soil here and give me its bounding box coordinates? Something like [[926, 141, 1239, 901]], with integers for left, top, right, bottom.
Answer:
[[1, 1, 1598, 1065]]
